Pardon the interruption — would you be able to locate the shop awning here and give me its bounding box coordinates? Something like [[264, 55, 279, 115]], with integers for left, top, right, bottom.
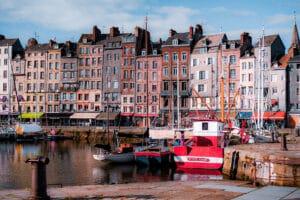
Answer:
[[97, 112, 119, 120], [18, 112, 44, 119], [133, 113, 158, 117], [120, 112, 134, 117], [237, 112, 252, 119], [0, 111, 19, 116], [70, 112, 99, 119], [252, 111, 285, 120]]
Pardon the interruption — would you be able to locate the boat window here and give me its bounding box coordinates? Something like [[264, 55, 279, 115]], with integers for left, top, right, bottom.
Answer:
[[202, 122, 208, 130]]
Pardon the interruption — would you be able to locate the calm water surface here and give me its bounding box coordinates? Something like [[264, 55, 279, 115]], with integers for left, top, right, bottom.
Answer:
[[0, 140, 223, 189]]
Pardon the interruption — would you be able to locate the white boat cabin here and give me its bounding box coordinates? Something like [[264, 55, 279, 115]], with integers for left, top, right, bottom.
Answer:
[[193, 120, 224, 137]]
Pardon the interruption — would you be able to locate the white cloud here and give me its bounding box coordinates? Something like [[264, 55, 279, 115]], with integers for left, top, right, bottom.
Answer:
[[268, 14, 295, 25]]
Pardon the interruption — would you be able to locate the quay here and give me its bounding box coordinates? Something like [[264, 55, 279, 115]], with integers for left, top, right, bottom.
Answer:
[[223, 134, 300, 187], [0, 180, 300, 200]]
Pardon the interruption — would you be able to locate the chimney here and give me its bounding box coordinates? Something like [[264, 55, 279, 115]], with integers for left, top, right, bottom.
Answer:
[[157, 38, 162, 44], [110, 26, 120, 37], [169, 29, 177, 37], [49, 39, 56, 48], [189, 26, 194, 40], [195, 24, 203, 36], [134, 26, 141, 37], [240, 32, 251, 46], [27, 38, 38, 47], [92, 25, 101, 42]]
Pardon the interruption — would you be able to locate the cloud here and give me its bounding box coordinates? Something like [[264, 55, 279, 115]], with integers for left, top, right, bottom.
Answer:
[[210, 6, 255, 17], [268, 14, 295, 24], [0, 0, 143, 31]]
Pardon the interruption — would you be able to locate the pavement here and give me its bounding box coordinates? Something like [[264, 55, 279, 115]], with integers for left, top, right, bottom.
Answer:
[[0, 180, 300, 200]]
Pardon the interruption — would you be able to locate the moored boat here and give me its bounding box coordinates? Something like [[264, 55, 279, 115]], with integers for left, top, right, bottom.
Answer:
[[93, 143, 135, 163], [135, 139, 171, 167], [173, 119, 224, 169], [15, 123, 46, 142]]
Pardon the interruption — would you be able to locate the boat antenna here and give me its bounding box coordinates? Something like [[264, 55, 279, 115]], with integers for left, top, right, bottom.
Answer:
[[220, 25, 225, 122]]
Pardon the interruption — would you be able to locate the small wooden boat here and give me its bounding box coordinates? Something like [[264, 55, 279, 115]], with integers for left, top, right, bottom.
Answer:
[[135, 139, 171, 166], [93, 143, 135, 163]]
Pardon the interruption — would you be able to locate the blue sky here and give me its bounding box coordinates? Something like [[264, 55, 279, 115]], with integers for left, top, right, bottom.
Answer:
[[0, 0, 299, 51]]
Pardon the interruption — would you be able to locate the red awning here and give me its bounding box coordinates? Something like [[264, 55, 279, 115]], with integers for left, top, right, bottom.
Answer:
[[120, 112, 134, 117], [134, 113, 157, 117], [252, 111, 285, 120]]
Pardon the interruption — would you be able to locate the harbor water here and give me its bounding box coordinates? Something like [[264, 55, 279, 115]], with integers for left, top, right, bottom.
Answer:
[[0, 140, 223, 189]]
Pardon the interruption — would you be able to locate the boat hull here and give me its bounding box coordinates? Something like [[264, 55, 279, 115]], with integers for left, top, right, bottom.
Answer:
[[173, 146, 223, 169], [135, 151, 170, 166], [93, 152, 135, 163]]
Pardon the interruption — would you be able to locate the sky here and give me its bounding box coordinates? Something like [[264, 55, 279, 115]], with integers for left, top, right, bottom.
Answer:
[[0, 0, 299, 51]]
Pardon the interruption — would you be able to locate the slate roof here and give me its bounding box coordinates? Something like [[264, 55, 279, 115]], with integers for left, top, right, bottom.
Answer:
[[25, 43, 49, 51], [163, 32, 190, 46], [254, 35, 278, 47], [0, 38, 18, 46]]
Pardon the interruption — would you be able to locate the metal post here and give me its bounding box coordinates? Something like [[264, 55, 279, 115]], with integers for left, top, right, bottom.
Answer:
[[281, 133, 288, 151], [25, 156, 50, 200]]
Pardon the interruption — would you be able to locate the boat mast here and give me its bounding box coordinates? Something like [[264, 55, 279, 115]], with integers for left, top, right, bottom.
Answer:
[[145, 15, 149, 129], [7, 44, 11, 126], [177, 58, 180, 129]]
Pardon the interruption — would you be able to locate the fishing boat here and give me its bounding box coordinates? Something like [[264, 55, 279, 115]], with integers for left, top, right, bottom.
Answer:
[[134, 139, 171, 166], [93, 143, 135, 163], [15, 122, 46, 141], [0, 127, 16, 140], [173, 119, 224, 169]]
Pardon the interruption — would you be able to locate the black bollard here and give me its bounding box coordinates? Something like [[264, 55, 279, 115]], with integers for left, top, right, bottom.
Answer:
[[281, 133, 288, 151], [25, 156, 50, 200]]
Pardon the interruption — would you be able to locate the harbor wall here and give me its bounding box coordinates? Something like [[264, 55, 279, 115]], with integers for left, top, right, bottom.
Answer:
[[222, 136, 300, 187]]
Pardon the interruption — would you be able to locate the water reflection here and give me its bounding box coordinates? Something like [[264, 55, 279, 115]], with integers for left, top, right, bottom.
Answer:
[[0, 140, 224, 190]]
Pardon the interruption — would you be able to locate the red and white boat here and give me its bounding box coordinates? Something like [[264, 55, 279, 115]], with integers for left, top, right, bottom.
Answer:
[[173, 119, 224, 169]]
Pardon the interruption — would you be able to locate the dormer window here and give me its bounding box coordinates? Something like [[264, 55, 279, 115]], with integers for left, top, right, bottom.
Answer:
[[141, 50, 146, 56], [83, 38, 87, 43], [53, 44, 59, 49], [67, 53, 72, 57], [153, 49, 157, 55], [199, 47, 207, 54], [222, 44, 226, 50], [230, 43, 235, 49], [172, 39, 178, 46]]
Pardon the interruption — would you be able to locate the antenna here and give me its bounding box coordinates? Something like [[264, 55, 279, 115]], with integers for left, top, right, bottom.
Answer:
[[34, 32, 39, 41]]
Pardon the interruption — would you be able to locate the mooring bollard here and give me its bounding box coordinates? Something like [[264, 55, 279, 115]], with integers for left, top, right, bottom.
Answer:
[[25, 156, 50, 200], [280, 133, 288, 151]]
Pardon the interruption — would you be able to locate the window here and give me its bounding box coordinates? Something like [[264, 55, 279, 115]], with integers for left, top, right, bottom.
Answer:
[[182, 81, 187, 90], [198, 84, 205, 92], [152, 61, 158, 69], [248, 62, 253, 69], [199, 71, 206, 80], [182, 52, 187, 61], [242, 62, 247, 70], [207, 57, 213, 65], [271, 75, 277, 82], [163, 81, 169, 91], [164, 67, 169, 76], [241, 87, 246, 95], [172, 39, 178, 45], [182, 67, 187, 76], [199, 48, 207, 54], [202, 122, 208, 130], [229, 55, 236, 64], [152, 72, 157, 80], [172, 67, 178, 76], [163, 53, 169, 62], [242, 74, 246, 82], [3, 83, 7, 92], [272, 87, 277, 94], [230, 69, 236, 79], [192, 59, 197, 66], [229, 83, 235, 92], [173, 53, 178, 62]]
